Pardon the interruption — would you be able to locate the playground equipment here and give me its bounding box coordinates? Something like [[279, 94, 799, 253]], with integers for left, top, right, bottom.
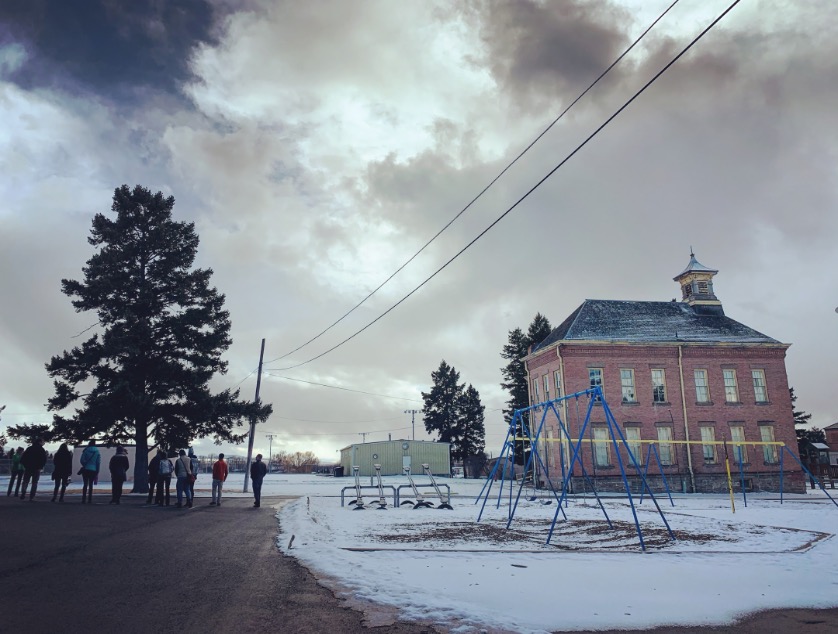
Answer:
[[342, 465, 398, 508], [348, 465, 365, 510], [399, 466, 435, 508], [476, 387, 675, 551], [423, 464, 453, 510], [372, 464, 387, 510]]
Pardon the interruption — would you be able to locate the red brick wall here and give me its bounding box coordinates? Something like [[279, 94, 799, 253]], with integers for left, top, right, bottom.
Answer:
[[524, 342, 802, 492]]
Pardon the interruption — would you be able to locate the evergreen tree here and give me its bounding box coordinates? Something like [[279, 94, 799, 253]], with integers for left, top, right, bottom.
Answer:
[[422, 361, 486, 477], [499, 314, 553, 464], [422, 360, 462, 446], [457, 384, 486, 478], [26, 185, 271, 492]]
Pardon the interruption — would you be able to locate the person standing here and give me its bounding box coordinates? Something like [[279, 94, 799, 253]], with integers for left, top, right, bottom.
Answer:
[[174, 449, 193, 508], [146, 450, 161, 505], [250, 453, 267, 508], [109, 446, 130, 505], [19, 438, 48, 501], [209, 453, 228, 506], [51, 443, 73, 502], [79, 440, 101, 504], [7, 447, 24, 497], [156, 451, 173, 506], [188, 447, 199, 500]]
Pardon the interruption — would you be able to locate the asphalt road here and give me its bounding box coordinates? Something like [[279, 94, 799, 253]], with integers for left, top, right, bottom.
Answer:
[[1, 491, 836, 634]]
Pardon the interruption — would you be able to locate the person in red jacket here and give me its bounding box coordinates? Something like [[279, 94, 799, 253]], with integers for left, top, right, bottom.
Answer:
[[209, 453, 228, 507]]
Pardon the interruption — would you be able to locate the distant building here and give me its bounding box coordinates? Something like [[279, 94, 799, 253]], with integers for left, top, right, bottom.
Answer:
[[825, 422, 838, 467], [523, 253, 804, 494], [339, 440, 450, 477]]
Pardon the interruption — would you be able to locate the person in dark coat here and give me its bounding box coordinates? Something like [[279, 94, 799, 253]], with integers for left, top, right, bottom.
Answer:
[[7, 447, 25, 497], [19, 438, 48, 501], [146, 450, 161, 505], [108, 446, 130, 505], [250, 454, 268, 508], [51, 443, 74, 502]]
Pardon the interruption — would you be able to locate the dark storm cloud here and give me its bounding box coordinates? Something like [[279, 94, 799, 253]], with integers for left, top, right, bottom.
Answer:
[[0, 0, 234, 102], [480, 0, 629, 109]]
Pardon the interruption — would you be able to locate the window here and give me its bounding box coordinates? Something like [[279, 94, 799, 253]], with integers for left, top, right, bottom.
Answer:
[[543, 374, 550, 401], [760, 425, 778, 463], [657, 427, 674, 465], [730, 425, 747, 464], [589, 368, 603, 401], [699, 426, 717, 464], [752, 370, 769, 403], [723, 369, 739, 403], [532, 378, 540, 405], [545, 428, 554, 468], [593, 427, 610, 467], [651, 369, 667, 403], [624, 427, 643, 465], [694, 369, 710, 403], [553, 370, 563, 399], [620, 369, 636, 403]]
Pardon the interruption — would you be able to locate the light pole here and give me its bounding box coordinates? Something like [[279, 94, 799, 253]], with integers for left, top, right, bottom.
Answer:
[[404, 409, 420, 440]]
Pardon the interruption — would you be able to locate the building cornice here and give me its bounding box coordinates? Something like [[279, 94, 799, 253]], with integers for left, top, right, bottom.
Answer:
[[524, 339, 791, 363]]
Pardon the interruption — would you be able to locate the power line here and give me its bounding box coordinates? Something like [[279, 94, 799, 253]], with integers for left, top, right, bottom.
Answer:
[[271, 414, 405, 425], [264, 373, 423, 402], [262, 0, 682, 367], [263, 0, 743, 373]]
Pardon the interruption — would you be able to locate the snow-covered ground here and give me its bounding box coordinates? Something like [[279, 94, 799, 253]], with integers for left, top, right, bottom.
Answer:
[[267, 474, 838, 634], [7, 472, 838, 633]]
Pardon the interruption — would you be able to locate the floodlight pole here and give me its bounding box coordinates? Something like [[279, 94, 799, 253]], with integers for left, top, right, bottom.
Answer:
[[266, 433, 277, 472], [243, 338, 265, 493]]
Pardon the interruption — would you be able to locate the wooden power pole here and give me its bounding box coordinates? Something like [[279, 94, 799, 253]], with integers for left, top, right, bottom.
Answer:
[[243, 338, 265, 493]]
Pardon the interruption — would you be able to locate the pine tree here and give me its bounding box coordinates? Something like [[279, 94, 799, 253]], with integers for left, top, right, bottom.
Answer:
[[457, 384, 486, 478], [30, 185, 271, 492], [422, 360, 462, 446], [499, 314, 553, 464]]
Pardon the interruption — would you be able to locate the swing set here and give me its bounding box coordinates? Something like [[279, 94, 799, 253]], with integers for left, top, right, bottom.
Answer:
[[475, 387, 675, 551]]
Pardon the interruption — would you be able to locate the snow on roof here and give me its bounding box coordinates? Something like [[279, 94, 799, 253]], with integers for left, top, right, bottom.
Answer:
[[532, 299, 780, 352]]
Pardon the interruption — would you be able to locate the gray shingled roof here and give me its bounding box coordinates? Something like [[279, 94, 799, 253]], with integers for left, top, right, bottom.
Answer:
[[532, 300, 780, 352]]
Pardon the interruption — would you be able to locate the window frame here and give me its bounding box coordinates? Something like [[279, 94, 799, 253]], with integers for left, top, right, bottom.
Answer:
[[589, 368, 604, 401], [657, 426, 675, 466], [729, 424, 748, 464], [620, 369, 637, 404], [554, 370, 563, 399], [624, 426, 643, 465], [543, 374, 550, 402], [694, 369, 710, 403], [752, 369, 769, 403], [532, 377, 540, 405], [651, 368, 667, 403], [722, 369, 739, 403], [699, 425, 717, 464], [592, 427, 611, 467], [760, 425, 778, 463]]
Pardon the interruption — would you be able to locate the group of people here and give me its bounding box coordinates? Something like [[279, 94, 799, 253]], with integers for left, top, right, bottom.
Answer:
[[6, 439, 271, 508]]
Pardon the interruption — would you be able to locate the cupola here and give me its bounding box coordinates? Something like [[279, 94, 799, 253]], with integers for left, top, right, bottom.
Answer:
[[673, 251, 723, 314]]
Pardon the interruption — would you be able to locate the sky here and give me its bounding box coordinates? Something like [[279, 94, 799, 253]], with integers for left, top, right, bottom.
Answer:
[[1, 0, 837, 462]]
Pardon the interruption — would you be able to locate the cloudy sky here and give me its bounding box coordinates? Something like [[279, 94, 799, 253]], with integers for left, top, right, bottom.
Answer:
[[1, 0, 836, 462]]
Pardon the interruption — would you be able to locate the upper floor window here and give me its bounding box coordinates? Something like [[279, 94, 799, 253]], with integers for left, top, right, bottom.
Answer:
[[543, 374, 550, 402], [752, 370, 769, 403], [620, 369, 636, 403], [532, 377, 541, 404], [651, 369, 667, 403], [723, 369, 739, 403], [694, 369, 710, 403], [553, 370, 563, 399], [589, 368, 603, 401]]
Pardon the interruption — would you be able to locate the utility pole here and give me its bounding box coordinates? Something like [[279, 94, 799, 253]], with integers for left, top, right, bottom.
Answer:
[[404, 409, 420, 441], [243, 338, 265, 493], [265, 433, 277, 473], [359, 432, 368, 443]]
